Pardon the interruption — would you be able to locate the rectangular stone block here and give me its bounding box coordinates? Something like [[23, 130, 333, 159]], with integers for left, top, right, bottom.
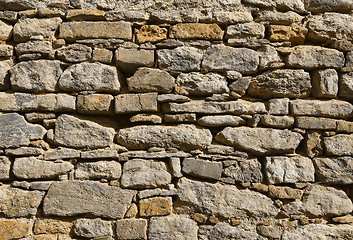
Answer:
[[139, 197, 172, 217], [296, 117, 337, 130], [170, 23, 223, 40], [116, 219, 147, 240], [182, 158, 222, 180], [115, 93, 157, 114], [115, 48, 154, 73], [77, 94, 114, 114]]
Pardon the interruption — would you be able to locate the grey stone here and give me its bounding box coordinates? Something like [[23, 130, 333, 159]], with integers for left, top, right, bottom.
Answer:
[[29, 182, 52, 191], [162, 100, 266, 114], [282, 224, 353, 240], [138, 188, 179, 199], [215, 127, 303, 155], [211, 11, 253, 24], [77, 94, 114, 114], [6, 146, 43, 156], [149, 216, 198, 240], [80, 149, 119, 159], [73, 218, 112, 239], [0, 19, 12, 40], [0, 186, 45, 217], [176, 72, 229, 96], [202, 44, 259, 74], [164, 113, 196, 123], [76, 38, 124, 50], [305, 0, 353, 13], [177, 178, 279, 219], [324, 134, 353, 156], [182, 158, 222, 180], [15, 41, 52, 58], [286, 46, 345, 69], [257, 10, 304, 24], [59, 62, 121, 93], [265, 156, 315, 184], [0, 44, 13, 57], [197, 115, 245, 127], [229, 77, 251, 96], [0, 113, 46, 148], [119, 150, 191, 160], [105, 10, 149, 21], [0, 59, 14, 90], [346, 51, 353, 67], [43, 181, 135, 219], [258, 45, 284, 71], [10, 60, 61, 93], [115, 93, 158, 114], [260, 115, 295, 128], [0, 156, 11, 180], [199, 223, 264, 240], [291, 99, 353, 118], [296, 116, 337, 130], [56, 44, 92, 63], [312, 69, 338, 98], [248, 69, 311, 99], [314, 156, 353, 184], [117, 124, 212, 151], [268, 98, 290, 115], [169, 157, 183, 178], [223, 158, 263, 183], [127, 67, 175, 93], [25, 112, 55, 123], [13, 17, 62, 42], [116, 219, 147, 240], [44, 148, 80, 160], [54, 114, 115, 149], [339, 72, 353, 99], [121, 159, 171, 189], [75, 161, 122, 180], [227, 22, 265, 39], [158, 94, 190, 102], [207, 145, 235, 155], [157, 46, 203, 72], [115, 48, 154, 73]]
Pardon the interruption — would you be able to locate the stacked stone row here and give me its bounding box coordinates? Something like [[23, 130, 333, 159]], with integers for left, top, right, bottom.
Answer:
[[1, 0, 353, 239]]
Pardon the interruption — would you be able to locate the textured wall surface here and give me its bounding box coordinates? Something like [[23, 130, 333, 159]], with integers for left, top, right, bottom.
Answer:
[[1, 0, 353, 239]]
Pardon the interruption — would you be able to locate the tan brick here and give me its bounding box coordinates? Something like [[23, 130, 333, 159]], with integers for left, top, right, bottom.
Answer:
[[66, 9, 105, 21], [268, 24, 307, 45], [0, 220, 30, 240], [77, 94, 114, 114], [34, 218, 73, 235], [136, 25, 168, 44], [170, 23, 223, 40]]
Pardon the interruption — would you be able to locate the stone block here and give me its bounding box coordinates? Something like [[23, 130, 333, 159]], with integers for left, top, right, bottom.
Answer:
[[136, 25, 167, 44], [170, 23, 223, 40], [116, 219, 147, 240], [312, 69, 338, 98], [296, 117, 337, 130], [223, 158, 263, 183], [268, 24, 307, 44], [56, 44, 92, 63], [182, 158, 222, 180], [314, 156, 353, 184], [77, 94, 114, 114], [0, 220, 30, 240], [66, 9, 105, 21], [227, 22, 265, 39], [75, 161, 121, 180], [115, 48, 154, 73], [92, 48, 113, 63], [139, 197, 172, 217], [0, 19, 13, 40], [73, 218, 112, 239], [115, 93, 158, 114]]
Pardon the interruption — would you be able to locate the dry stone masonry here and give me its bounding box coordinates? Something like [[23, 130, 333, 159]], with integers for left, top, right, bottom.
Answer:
[[1, 0, 353, 239]]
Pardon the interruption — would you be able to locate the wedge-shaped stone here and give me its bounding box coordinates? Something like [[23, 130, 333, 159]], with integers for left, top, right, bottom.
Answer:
[[13, 17, 62, 42], [176, 72, 229, 96], [312, 69, 338, 98], [157, 46, 203, 72], [248, 69, 311, 99], [0, 220, 30, 240], [170, 23, 223, 40], [149, 216, 198, 240], [115, 93, 157, 114], [59, 62, 121, 93], [308, 13, 353, 42], [10, 60, 61, 93], [227, 22, 265, 39], [215, 127, 303, 155], [0, 20, 12, 41], [324, 134, 353, 156], [77, 94, 113, 114], [44, 181, 135, 219], [314, 157, 353, 184], [290, 99, 353, 118], [265, 156, 315, 184], [56, 44, 92, 63], [0, 186, 45, 217], [0, 59, 14, 90], [13, 157, 73, 179], [59, 21, 132, 40], [202, 44, 259, 74], [177, 178, 279, 218], [0, 113, 46, 148], [54, 114, 115, 149], [73, 218, 112, 239], [199, 223, 263, 240], [116, 219, 147, 240], [197, 115, 245, 127], [162, 100, 266, 114], [117, 124, 212, 150], [115, 48, 154, 73], [75, 161, 121, 180], [182, 158, 222, 180], [287, 46, 345, 69]]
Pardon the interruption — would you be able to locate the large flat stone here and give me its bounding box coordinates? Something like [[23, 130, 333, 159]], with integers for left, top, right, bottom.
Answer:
[[170, 23, 223, 40], [75, 161, 122, 180], [215, 127, 303, 155], [115, 93, 157, 114], [43, 181, 135, 219], [199, 223, 263, 240], [282, 224, 353, 240], [0, 220, 30, 240], [56, 44, 92, 63], [116, 219, 147, 240], [117, 124, 212, 150], [182, 158, 222, 180], [314, 156, 353, 184], [324, 134, 353, 156]]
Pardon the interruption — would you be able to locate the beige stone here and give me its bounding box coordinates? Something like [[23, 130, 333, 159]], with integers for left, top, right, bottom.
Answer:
[[115, 48, 154, 73], [0, 220, 30, 240], [257, 10, 304, 24], [116, 219, 147, 240], [66, 9, 105, 20], [227, 22, 265, 39], [0, 20, 13, 41], [170, 23, 223, 40], [304, 131, 323, 158], [164, 113, 196, 122], [312, 69, 338, 98], [115, 93, 157, 114], [139, 197, 172, 217], [212, 11, 253, 24], [268, 24, 307, 44], [136, 25, 167, 44], [268, 185, 303, 199], [77, 94, 114, 114], [130, 114, 162, 124], [0, 45, 13, 57], [92, 48, 113, 64], [34, 218, 73, 235], [260, 115, 295, 128], [337, 120, 353, 133]]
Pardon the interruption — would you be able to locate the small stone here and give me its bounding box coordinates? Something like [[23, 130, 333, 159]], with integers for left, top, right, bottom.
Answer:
[[229, 77, 251, 96], [258, 45, 284, 71], [211, 11, 253, 24], [0, 59, 14, 90], [197, 115, 245, 127], [208, 216, 219, 224], [260, 115, 295, 128], [192, 213, 207, 223], [75, 161, 122, 180], [0, 156, 11, 180], [164, 113, 196, 123], [0, 220, 30, 240], [56, 44, 92, 63], [268, 185, 303, 199], [44, 148, 80, 160], [0, 44, 13, 58], [77, 94, 114, 114], [66, 9, 105, 21], [139, 197, 172, 217], [313, 156, 353, 184], [25, 112, 56, 123], [296, 117, 337, 130], [339, 72, 353, 99], [125, 203, 138, 218], [105, 10, 149, 21], [331, 39, 353, 52], [115, 93, 157, 114], [312, 69, 338, 98], [136, 25, 167, 44], [227, 22, 265, 39], [268, 24, 307, 44], [223, 158, 263, 183], [115, 48, 154, 73], [324, 134, 353, 156], [182, 158, 222, 180], [269, 98, 290, 115], [92, 48, 113, 64], [337, 120, 353, 133], [257, 10, 304, 24], [130, 114, 162, 124], [34, 218, 73, 235], [170, 23, 223, 40], [73, 218, 112, 239], [169, 158, 182, 178], [332, 215, 353, 224], [158, 94, 190, 102], [116, 219, 147, 240], [304, 131, 323, 158]]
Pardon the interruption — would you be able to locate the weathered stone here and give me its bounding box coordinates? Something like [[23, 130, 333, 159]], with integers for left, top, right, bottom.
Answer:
[[0, 220, 30, 240], [66, 9, 105, 21], [0, 10, 17, 21], [304, 130, 323, 158], [268, 98, 291, 115], [229, 77, 251, 96], [56, 44, 92, 63], [257, 10, 304, 24], [296, 116, 337, 130], [76, 38, 123, 50], [10, 60, 61, 92], [120, 150, 191, 160], [81, 148, 121, 159], [0, 44, 13, 57], [149, 216, 198, 240], [258, 45, 284, 71], [25, 112, 55, 123], [211, 11, 253, 24], [43, 181, 135, 218], [223, 158, 263, 183], [115, 48, 154, 73], [324, 134, 353, 156], [127, 67, 175, 93], [176, 72, 229, 96], [92, 48, 113, 64], [13, 17, 62, 42], [0, 186, 44, 217], [260, 115, 294, 128], [286, 46, 345, 69], [59, 62, 121, 93], [121, 159, 171, 189], [157, 46, 203, 72], [158, 94, 190, 103], [265, 156, 315, 184], [202, 44, 259, 74], [34, 218, 73, 235], [169, 157, 182, 178], [73, 218, 112, 239], [268, 24, 307, 44], [314, 157, 353, 184], [216, 127, 303, 155], [0, 156, 10, 180], [308, 13, 353, 42], [339, 72, 353, 99], [305, 0, 353, 13], [332, 214, 353, 224], [13, 157, 73, 179], [54, 114, 115, 149], [227, 22, 265, 39], [15, 41, 52, 58], [44, 148, 80, 160], [124, 203, 138, 218], [0, 20, 12, 40], [163, 100, 266, 114], [302, 185, 353, 217], [199, 223, 263, 240], [268, 185, 303, 199], [117, 124, 212, 150], [59, 21, 132, 40], [198, 115, 245, 127], [337, 120, 353, 133], [182, 158, 222, 180], [75, 161, 121, 180], [77, 94, 113, 114], [282, 224, 353, 239], [0, 113, 46, 148], [136, 25, 167, 44], [115, 92, 157, 114], [139, 197, 172, 217], [105, 10, 149, 21], [164, 113, 196, 123], [312, 69, 338, 98], [248, 69, 311, 99], [346, 51, 353, 67], [116, 219, 147, 240], [0, 59, 13, 90], [130, 113, 162, 124], [207, 145, 236, 155], [170, 23, 223, 40], [290, 99, 353, 118], [177, 178, 279, 219], [138, 188, 179, 199]]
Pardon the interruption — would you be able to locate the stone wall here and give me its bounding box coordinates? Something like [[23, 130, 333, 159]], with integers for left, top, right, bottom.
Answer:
[[1, 0, 353, 239]]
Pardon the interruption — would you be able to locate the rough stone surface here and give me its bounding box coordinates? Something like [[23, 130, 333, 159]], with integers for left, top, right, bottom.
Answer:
[[312, 69, 338, 98], [77, 94, 114, 114], [170, 23, 223, 40], [136, 25, 167, 44], [260, 115, 295, 128], [139, 197, 172, 217], [269, 98, 290, 115], [0, 156, 11, 180], [199, 223, 264, 240], [268, 24, 307, 44], [227, 22, 265, 39], [115, 93, 157, 113], [282, 224, 353, 240], [0, 19, 13, 41], [43, 181, 135, 219], [0, 59, 14, 90], [115, 48, 154, 73], [296, 116, 337, 130], [223, 158, 263, 183], [116, 219, 147, 240], [339, 72, 353, 99], [314, 156, 353, 184], [75, 161, 121, 180], [197, 115, 245, 127], [182, 158, 222, 180], [33, 218, 72, 235], [56, 44, 92, 63], [73, 218, 112, 239], [0, 220, 30, 240], [324, 134, 353, 156], [268, 185, 303, 199]]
